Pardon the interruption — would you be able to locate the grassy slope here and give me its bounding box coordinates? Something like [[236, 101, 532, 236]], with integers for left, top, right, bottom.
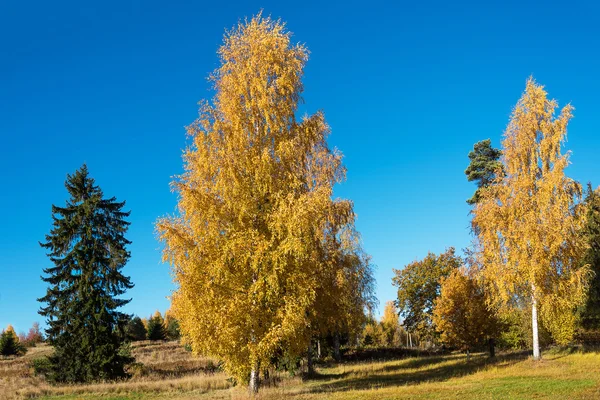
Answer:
[[3, 342, 600, 400], [0, 341, 230, 400]]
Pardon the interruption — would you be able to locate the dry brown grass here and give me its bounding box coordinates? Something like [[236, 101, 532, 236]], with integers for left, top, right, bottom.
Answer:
[[4, 344, 600, 400], [0, 341, 231, 399]]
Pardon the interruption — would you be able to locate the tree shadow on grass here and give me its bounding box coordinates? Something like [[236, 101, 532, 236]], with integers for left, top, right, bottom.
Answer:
[[303, 370, 350, 381], [341, 347, 443, 364], [547, 344, 600, 357], [304, 350, 530, 395], [380, 354, 455, 372]]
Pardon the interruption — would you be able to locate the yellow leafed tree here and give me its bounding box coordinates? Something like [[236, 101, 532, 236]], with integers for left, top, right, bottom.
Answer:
[[156, 14, 358, 392], [433, 268, 497, 354], [309, 226, 376, 361], [381, 300, 403, 347], [473, 78, 590, 359]]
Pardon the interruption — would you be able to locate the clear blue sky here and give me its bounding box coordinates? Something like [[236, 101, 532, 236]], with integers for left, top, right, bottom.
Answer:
[[1, 1, 600, 333]]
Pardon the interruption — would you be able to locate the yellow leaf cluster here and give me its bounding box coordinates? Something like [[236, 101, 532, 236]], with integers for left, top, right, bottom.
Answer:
[[433, 268, 496, 350], [310, 227, 376, 340]]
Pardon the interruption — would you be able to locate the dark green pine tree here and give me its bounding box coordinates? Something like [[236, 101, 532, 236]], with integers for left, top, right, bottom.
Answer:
[[580, 184, 600, 330], [165, 318, 181, 341], [125, 316, 147, 341], [146, 313, 166, 341], [465, 139, 503, 205], [0, 329, 26, 356], [38, 165, 134, 383]]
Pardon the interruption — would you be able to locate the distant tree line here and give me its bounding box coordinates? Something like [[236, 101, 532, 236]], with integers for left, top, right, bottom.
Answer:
[[125, 311, 181, 342]]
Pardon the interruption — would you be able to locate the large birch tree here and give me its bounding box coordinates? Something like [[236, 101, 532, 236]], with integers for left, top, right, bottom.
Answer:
[[473, 78, 590, 359], [156, 14, 362, 392]]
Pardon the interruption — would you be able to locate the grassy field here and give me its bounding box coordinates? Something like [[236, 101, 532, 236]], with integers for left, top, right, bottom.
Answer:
[[2, 342, 600, 399]]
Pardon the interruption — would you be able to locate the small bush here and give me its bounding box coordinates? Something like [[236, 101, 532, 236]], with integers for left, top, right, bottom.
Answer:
[[274, 350, 302, 376], [31, 357, 53, 377], [574, 330, 600, 346], [205, 359, 223, 373], [127, 362, 149, 378]]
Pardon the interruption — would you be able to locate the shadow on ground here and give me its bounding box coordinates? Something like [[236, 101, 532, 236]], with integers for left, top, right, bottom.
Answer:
[[341, 347, 446, 363], [303, 350, 530, 395]]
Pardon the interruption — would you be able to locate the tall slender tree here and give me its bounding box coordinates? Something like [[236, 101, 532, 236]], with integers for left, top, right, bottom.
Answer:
[[156, 14, 359, 393], [39, 165, 134, 382], [473, 78, 590, 359], [380, 301, 404, 347]]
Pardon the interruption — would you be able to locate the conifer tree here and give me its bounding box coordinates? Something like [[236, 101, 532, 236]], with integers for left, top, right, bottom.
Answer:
[[39, 165, 134, 382], [0, 325, 26, 356], [126, 316, 147, 341], [164, 312, 181, 340], [579, 184, 600, 330], [147, 311, 166, 341], [465, 139, 503, 205]]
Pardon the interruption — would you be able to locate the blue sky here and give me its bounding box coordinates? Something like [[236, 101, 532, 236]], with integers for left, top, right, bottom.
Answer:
[[1, 1, 600, 333]]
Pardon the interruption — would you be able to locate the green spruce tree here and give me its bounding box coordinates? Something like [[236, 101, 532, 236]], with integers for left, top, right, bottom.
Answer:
[[126, 316, 147, 341], [165, 317, 181, 341], [0, 327, 26, 356], [465, 139, 503, 204], [38, 165, 134, 383], [580, 184, 600, 330], [146, 312, 166, 341]]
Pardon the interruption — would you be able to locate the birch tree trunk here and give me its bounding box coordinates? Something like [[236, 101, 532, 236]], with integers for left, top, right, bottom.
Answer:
[[532, 287, 541, 360], [317, 339, 321, 359], [249, 362, 260, 394]]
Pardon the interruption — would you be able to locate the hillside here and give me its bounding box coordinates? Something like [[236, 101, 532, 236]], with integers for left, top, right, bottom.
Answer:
[[2, 342, 600, 399]]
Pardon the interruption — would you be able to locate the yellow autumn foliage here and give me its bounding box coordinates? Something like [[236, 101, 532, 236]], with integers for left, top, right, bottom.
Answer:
[[310, 226, 376, 342], [156, 14, 360, 386], [473, 78, 591, 346], [433, 268, 496, 351]]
